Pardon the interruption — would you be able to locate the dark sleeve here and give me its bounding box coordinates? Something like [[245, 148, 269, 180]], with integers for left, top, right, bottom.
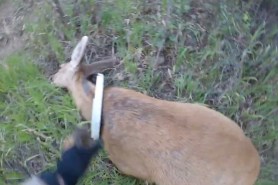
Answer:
[[39, 141, 101, 185]]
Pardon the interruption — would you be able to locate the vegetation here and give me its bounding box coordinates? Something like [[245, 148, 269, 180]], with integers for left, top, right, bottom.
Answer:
[[0, 0, 277, 184]]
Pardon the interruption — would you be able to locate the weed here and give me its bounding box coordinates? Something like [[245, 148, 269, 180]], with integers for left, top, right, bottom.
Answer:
[[1, 0, 278, 184]]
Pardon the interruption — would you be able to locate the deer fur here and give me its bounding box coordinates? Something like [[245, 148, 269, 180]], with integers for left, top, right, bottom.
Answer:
[[52, 36, 260, 185]]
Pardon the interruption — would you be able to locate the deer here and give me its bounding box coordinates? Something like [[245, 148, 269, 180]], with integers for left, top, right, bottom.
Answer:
[[52, 36, 261, 185]]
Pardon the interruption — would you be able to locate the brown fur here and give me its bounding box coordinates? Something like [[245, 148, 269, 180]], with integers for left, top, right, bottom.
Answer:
[[52, 36, 260, 185]]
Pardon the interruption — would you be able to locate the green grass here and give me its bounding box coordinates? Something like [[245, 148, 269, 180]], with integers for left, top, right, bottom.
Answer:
[[0, 54, 78, 183], [1, 0, 278, 184]]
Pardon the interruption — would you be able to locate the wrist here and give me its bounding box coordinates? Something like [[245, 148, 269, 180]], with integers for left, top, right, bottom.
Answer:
[[40, 171, 65, 185]]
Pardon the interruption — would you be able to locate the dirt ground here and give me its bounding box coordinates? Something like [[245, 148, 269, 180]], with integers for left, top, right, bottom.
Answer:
[[0, 0, 34, 62]]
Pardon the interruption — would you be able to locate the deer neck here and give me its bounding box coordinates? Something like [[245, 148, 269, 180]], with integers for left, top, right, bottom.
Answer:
[[68, 75, 96, 120]]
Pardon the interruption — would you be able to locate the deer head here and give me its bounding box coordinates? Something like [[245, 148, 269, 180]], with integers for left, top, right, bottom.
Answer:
[[51, 36, 118, 120], [52, 36, 118, 90], [52, 36, 89, 88]]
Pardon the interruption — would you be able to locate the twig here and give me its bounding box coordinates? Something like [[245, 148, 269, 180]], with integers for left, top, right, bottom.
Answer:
[[166, 0, 173, 27], [17, 124, 51, 141], [50, 0, 68, 26], [25, 128, 51, 141], [92, 0, 102, 24], [72, 0, 81, 34]]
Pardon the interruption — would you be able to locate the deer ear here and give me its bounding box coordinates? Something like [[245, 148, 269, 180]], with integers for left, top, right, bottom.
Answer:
[[70, 36, 89, 68]]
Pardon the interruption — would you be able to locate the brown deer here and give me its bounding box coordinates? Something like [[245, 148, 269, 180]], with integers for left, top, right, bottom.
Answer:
[[52, 36, 260, 185]]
